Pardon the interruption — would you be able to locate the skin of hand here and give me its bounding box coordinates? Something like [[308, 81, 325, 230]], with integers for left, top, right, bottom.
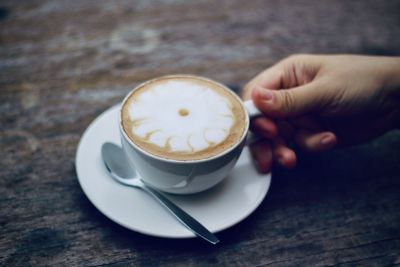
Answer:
[[242, 54, 400, 173]]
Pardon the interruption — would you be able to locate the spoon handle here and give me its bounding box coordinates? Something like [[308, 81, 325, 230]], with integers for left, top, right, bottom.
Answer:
[[141, 183, 220, 245]]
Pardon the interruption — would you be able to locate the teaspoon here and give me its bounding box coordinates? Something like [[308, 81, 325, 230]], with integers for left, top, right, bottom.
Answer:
[[101, 142, 219, 244]]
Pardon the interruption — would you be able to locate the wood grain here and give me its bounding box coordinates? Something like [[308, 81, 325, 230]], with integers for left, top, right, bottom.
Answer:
[[1, 0, 400, 266]]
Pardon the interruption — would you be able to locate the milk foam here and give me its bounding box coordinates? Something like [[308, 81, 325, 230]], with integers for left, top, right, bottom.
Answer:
[[127, 80, 234, 153]]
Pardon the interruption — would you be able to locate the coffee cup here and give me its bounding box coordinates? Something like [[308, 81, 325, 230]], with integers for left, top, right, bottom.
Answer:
[[119, 75, 261, 194]]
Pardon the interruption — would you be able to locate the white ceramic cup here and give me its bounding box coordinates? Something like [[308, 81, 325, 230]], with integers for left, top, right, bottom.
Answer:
[[119, 75, 261, 194]]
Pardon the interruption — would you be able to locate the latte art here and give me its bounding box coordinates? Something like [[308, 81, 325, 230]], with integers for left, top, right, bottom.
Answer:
[[128, 80, 234, 152], [121, 76, 247, 161]]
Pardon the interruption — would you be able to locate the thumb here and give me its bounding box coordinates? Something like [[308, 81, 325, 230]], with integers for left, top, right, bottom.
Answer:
[[251, 82, 327, 118]]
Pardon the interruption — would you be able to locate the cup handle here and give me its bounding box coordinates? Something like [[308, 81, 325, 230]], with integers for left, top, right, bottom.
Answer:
[[245, 132, 262, 146], [244, 100, 262, 118], [243, 100, 263, 146]]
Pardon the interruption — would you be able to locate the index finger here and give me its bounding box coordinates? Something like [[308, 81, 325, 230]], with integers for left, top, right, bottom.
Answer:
[[243, 60, 287, 98]]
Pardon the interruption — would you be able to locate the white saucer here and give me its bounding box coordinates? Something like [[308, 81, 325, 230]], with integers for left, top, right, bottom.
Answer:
[[75, 104, 271, 239]]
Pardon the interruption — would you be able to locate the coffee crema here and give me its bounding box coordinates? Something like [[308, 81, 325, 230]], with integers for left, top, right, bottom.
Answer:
[[121, 75, 247, 161]]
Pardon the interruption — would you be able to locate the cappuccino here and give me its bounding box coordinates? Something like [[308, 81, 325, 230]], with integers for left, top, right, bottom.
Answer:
[[121, 75, 247, 161]]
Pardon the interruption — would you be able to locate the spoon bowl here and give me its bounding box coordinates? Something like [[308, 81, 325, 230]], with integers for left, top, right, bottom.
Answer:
[[102, 142, 141, 187]]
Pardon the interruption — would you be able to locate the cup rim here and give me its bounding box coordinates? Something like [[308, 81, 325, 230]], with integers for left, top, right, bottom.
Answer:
[[119, 74, 250, 164]]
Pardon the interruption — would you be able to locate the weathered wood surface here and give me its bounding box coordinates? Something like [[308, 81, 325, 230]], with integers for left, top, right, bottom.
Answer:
[[1, 0, 400, 266]]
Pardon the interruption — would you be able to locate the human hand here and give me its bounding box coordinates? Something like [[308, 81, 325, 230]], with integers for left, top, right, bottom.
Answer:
[[243, 54, 400, 173]]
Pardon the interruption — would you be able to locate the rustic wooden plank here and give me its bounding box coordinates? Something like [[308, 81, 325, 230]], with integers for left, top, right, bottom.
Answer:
[[1, 0, 400, 266]]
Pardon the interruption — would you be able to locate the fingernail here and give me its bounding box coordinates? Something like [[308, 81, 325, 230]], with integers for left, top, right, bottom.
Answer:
[[320, 134, 333, 145], [256, 87, 274, 102]]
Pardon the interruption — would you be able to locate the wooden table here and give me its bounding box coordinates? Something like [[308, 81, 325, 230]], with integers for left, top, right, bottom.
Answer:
[[1, 1, 400, 266]]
